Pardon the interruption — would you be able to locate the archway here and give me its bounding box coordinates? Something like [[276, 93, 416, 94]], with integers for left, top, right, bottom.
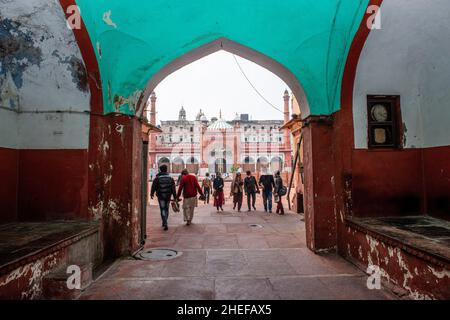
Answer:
[[12, 0, 450, 300], [186, 157, 200, 175], [158, 157, 171, 172], [56, 0, 381, 260], [256, 157, 269, 172], [215, 158, 227, 175], [172, 157, 185, 174], [270, 156, 283, 173], [137, 38, 310, 118], [243, 156, 256, 173]]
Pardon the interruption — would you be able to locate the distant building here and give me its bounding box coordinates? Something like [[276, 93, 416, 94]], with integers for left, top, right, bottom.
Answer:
[[147, 91, 293, 178]]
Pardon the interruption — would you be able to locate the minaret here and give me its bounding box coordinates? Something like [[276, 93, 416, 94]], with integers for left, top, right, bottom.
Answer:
[[283, 90, 293, 175], [150, 91, 157, 126], [283, 90, 291, 147], [149, 91, 157, 171]]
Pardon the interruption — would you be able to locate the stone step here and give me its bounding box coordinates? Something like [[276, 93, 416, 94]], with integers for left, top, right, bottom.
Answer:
[[42, 263, 93, 300]]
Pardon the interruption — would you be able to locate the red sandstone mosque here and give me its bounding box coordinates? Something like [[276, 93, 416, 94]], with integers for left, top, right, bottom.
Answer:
[[147, 91, 293, 178]]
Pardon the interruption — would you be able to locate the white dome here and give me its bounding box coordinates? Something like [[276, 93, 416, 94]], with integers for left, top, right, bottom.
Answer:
[[207, 118, 233, 130]]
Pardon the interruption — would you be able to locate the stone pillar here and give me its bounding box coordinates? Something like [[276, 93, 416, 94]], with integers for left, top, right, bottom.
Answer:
[[233, 122, 240, 169], [302, 116, 337, 252], [89, 114, 143, 259]]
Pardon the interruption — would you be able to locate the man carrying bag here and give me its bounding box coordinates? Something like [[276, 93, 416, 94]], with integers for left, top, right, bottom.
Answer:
[[150, 165, 177, 231]]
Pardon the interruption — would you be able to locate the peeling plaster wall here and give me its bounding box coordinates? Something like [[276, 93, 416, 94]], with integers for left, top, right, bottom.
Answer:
[[0, 0, 91, 150], [341, 224, 450, 299], [18, 113, 89, 149], [0, 109, 18, 148], [0, 251, 64, 300], [0, 228, 102, 299], [353, 0, 450, 149], [0, 0, 92, 222], [88, 115, 143, 259]]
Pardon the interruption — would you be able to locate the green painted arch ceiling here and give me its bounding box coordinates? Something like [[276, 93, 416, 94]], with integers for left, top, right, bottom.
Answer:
[[76, 0, 369, 115]]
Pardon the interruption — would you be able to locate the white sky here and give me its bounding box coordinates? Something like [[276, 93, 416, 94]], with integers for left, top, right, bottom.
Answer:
[[153, 51, 290, 125]]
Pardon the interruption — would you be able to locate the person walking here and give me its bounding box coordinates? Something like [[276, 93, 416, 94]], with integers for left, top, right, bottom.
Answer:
[[213, 172, 225, 212], [176, 169, 204, 226], [150, 165, 176, 231], [202, 173, 212, 204], [274, 171, 285, 215], [244, 170, 259, 212], [259, 167, 275, 213], [230, 172, 244, 212]]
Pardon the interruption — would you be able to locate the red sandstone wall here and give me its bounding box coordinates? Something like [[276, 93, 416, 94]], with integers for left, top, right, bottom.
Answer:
[[0, 148, 19, 223], [351, 149, 424, 217], [423, 146, 450, 220], [17, 150, 89, 221]]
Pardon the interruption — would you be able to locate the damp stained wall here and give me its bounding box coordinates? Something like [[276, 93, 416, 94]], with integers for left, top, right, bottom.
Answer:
[[0, 0, 91, 150]]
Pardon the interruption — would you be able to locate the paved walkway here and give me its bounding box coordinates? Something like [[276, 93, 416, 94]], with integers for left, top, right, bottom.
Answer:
[[81, 197, 395, 300]]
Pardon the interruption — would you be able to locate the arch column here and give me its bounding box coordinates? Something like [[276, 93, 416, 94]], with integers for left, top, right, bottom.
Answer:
[[302, 115, 337, 252]]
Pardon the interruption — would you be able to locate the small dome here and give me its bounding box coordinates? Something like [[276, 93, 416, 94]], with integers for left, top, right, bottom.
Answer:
[[200, 115, 208, 122], [208, 118, 233, 130], [233, 113, 240, 121]]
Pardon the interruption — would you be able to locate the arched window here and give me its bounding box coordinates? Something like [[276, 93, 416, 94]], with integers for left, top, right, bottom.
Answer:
[[186, 157, 200, 174], [243, 156, 256, 173], [158, 157, 171, 172], [270, 156, 283, 173], [172, 157, 185, 174], [257, 157, 269, 172]]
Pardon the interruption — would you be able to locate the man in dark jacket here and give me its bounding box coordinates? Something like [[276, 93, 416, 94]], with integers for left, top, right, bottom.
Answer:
[[151, 165, 176, 231], [244, 171, 259, 212], [274, 171, 285, 215], [258, 168, 275, 213]]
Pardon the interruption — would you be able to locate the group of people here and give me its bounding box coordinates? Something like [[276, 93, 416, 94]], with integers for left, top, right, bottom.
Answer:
[[201, 170, 286, 215], [150, 165, 286, 231]]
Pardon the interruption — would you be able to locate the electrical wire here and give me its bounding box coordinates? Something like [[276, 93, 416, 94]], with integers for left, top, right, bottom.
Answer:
[[232, 54, 284, 114]]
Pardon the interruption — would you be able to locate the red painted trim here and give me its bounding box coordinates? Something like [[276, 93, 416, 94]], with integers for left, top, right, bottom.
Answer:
[[59, 0, 103, 114], [341, 0, 384, 147]]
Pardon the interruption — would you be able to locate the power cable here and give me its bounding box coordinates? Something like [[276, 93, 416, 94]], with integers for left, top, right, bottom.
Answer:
[[232, 54, 284, 114]]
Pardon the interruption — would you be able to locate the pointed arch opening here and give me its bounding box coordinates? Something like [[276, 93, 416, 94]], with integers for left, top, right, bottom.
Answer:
[[137, 37, 310, 118]]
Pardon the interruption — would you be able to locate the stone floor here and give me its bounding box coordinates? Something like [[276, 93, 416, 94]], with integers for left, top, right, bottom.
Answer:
[[80, 197, 396, 300]]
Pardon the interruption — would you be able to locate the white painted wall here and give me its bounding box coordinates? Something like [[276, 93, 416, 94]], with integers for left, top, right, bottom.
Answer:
[[18, 112, 90, 149], [0, 109, 19, 149], [0, 0, 91, 149], [353, 0, 450, 149]]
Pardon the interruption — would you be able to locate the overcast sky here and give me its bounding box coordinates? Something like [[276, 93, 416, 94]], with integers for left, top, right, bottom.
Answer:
[[153, 51, 290, 125]]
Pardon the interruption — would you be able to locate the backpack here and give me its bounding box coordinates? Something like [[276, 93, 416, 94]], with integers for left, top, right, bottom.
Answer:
[[278, 186, 288, 196], [245, 176, 256, 189]]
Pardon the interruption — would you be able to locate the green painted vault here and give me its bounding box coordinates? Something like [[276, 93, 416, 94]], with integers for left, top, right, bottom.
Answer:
[[76, 0, 369, 115]]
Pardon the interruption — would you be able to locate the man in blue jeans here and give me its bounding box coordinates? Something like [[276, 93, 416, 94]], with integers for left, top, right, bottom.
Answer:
[[150, 165, 177, 231], [258, 168, 275, 213]]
